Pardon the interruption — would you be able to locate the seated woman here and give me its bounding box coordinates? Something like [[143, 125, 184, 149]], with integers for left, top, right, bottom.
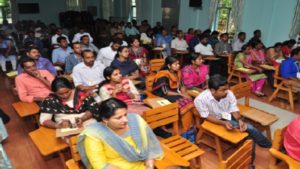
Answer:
[[267, 42, 284, 65], [129, 37, 149, 75], [39, 77, 97, 129], [284, 115, 300, 161], [99, 66, 150, 115], [251, 40, 274, 88], [152, 56, 194, 131], [235, 44, 267, 97], [77, 98, 164, 169], [182, 53, 209, 91], [111, 46, 145, 90]]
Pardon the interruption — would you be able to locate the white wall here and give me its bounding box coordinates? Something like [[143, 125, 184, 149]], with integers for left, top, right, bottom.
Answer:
[[15, 0, 66, 25], [139, 0, 162, 26]]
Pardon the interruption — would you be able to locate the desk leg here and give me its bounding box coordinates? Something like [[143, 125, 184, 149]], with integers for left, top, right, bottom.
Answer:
[[214, 136, 223, 161], [58, 151, 67, 169], [266, 126, 272, 141]]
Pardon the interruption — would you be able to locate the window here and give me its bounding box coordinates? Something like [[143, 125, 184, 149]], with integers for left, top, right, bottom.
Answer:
[[0, 0, 12, 23], [131, 0, 137, 20], [66, 0, 86, 11], [213, 0, 235, 34]]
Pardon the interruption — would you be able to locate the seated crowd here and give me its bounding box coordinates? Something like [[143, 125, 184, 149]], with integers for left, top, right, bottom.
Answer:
[[3, 19, 300, 168]]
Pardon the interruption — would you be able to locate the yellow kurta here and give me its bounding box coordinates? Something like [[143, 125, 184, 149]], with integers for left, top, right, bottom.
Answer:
[[84, 134, 146, 169]]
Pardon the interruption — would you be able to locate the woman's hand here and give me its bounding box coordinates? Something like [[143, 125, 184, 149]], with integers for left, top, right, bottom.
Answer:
[[112, 84, 122, 96], [145, 160, 154, 169], [56, 120, 70, 129]]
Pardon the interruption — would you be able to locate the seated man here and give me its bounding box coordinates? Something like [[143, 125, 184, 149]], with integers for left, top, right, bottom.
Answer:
[[194, 34, 214, 56], [72, 27, 93, 43], [280, 47, 300, 81], [232, 32, 246, 52], [52, 36, 73, 69], [73, 50, 105, 92], [97, 38, 122, 67], [171, 30, 189, 55], [194, 74, 271, 149], [80, 35, 99, 54], [65, 42, 82, 74], [284, 115, 300, 161], [15, 57, 54, 103], [51, 28, 70, 48], [214, 33, 232, 76], [17, 46, 57, 76]]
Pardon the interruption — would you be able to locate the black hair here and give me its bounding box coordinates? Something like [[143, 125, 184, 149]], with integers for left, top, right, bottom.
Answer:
[[241, 43, 251, 51], [71, 42, 81, 48], [94, 98, 128, 121], [189, 53, 203, 64], [273, 42, 282, 48], [114, 46, 128, 59], [51, 77, 73, 92], [176, 30, 183, 35], [220, 33, 229, 38], [238, 32, 246, 37], [291, 47, 300, 57], [130, 36, 139, 44], [80, 35, 89, 41], [253, 29, 261, 35], [187, 28, 194, 34], [199, 34, 209, 41], [98, 66, 120, 89], [208, 74, 228, 90], [111, 38, 123, 45], [57, 36, 67, 43], [26, 46, 40, 53], [161, 56, 178, 70], [20, 56, 35, 68], [211, 30, 219, 36], [81, 49, 94, 58]]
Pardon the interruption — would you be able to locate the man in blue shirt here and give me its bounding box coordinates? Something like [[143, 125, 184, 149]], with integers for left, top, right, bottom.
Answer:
[[280, 47, 300, 81], [52, 36, 73, 68]]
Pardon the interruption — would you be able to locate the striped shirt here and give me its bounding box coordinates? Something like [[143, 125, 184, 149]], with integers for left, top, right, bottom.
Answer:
[[194, 89, 239, 119]]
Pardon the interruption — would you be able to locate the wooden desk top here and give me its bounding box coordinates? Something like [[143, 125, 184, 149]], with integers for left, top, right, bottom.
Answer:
[[187, 89, 202, 98], [259, 64, 276, 70], [29, 127, 68, 156], [241, 108, 278, 126], [235, 67, 256, 74], [144, 97, 171, 108], [155, 143, 190, 168], [203, 56, 220, 61], [12, 102, 40, 117], [201, 121, 248, 144]]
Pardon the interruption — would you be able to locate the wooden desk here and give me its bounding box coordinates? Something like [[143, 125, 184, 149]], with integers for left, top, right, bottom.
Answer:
[[203, 56, 220, 61], [144, 97, 171, 108], [259, 64, 276, 71], [201, 121, 248, 161], [235, 67, 256, 74], [29, 127, 69, 168], [241, 108, 278, 140], [187, 89, 202, 98], [155, 143, 190, 168], [12, 101, 40, 118]]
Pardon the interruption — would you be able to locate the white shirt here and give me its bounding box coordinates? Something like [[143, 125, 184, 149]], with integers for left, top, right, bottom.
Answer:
[[72, 32, 94, 43], [73, 61, 105, 87], [51, 34, 70, 45], [232, 39, 246, 52], [97, 46, 117, 67], [194, 43, 214, 55], [194, 89, 239, 119], [171, 38, 188, 51], [109, 40, 128, 47], [140, 33, 152, 44]]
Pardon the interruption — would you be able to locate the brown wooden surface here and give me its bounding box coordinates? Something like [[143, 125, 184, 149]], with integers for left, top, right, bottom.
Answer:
[[241, 108, 278, 126], [187, 89, 202, 98], [29, 127, 68, 156], [143, 97, 171, 108], [12, 101, 40, 117], [201, 121, 248, 144]]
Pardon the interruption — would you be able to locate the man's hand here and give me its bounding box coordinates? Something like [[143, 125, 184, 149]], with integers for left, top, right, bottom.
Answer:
[[239, 119, 247, 132], [224, 121, 233, 130]]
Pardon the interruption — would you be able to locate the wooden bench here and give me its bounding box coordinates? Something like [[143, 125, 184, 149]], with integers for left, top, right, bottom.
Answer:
[[12, 101, 40, 118], [143, 103, 205, 169], [29, 127, 69, 169], [230, 81, 279, 140]]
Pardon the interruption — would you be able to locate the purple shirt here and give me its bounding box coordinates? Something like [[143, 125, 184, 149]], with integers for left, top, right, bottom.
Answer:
[[17, 57, 57, 75]]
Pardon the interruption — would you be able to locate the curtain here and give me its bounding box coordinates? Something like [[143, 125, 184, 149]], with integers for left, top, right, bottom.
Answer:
[[208, 0, 219, 30], [231, 0, 244, 39], [289, 0, 300, 39], [65, 0, 86, 11]]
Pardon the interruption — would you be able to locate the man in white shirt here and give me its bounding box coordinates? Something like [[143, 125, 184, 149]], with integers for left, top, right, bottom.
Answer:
[[97, 38, 122, 67], [51, 28, 70, 48], [232, 32, 246, 52], [73, 50, 105, 92], [194, 74, 271, 148], [194, 34, 214, 56], [72, 27, 93, 43], [171, 30, 189, 55]]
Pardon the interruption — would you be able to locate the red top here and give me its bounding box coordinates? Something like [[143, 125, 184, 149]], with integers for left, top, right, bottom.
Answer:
[[284, 115, 300, 161]]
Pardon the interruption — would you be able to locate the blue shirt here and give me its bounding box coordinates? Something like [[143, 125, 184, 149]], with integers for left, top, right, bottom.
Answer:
[[17, 56, 57, 76], [280, 57, 300, 78], [111, 58, 139, 76], [65, 54, 82, 74], [52, 47, 73, 64]]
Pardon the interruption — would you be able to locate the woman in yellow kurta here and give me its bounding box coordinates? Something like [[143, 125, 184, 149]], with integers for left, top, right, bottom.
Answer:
[[77, 98, 163, 169]]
